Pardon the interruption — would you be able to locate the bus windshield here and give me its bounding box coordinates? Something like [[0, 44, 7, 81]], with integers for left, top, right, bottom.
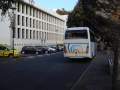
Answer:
[[65, 30, 88, 39]]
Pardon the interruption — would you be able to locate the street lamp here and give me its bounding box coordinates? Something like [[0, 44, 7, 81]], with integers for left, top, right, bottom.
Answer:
[[10, 3, 16, 56]]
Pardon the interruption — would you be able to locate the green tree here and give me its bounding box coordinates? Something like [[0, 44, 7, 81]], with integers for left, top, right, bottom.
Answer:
[[56, 8, 70, 15], [0, 0, 34, 15], [67, 0, 120, 89], [0, 0, 16, 15], [67, 0, 85, 27]]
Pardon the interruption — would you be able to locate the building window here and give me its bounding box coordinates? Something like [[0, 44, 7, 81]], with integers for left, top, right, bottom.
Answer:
[[41, 32, 43, 39], [22, 16, 24, 26], [17, 2, 20, 12], [47, 23, 48, 30], [39, 11, 41, 19], [22, 29, 25, 39], [45, 32, 46, 40], [30, 18, 32, 28], [45, 23, 46, 30], [44, 14, 46, 21], [17, 15, 20, 25], [33, 8, 35, 17], [43, 22, 45, 30], [39, 31, 41, 39], [42, 12, 44, 20], [47, 33, 48, 40], [26, 17, 28, 27], [42, 22, 44, 30], [33, 19, 35, 28], [39, 21, 41, 29], [30, 7, 32, 16], [17, 28, 20, 39], [46, 32, 48, 40], [36, 10, 38, 18], [30, 30, 32, 39], [43, 13, 45, 20], [36, 20, 38, 29], [22, 4, 24, 13], [26, 29, 28, 39], [33, 30, 35, 39], [47, 14, 48, 21], [26, 5, 28, 14], [36, 31, 38, 39]]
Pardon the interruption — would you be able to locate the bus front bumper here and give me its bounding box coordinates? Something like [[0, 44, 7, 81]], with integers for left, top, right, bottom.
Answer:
[[64, 54, 91, 59]]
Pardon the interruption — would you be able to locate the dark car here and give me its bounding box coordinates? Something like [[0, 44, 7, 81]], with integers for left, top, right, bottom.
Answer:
[[50, 45, 60, 52], [21, 46, 43, 55], [35, 46, 48, 54], [46, 45, 57, 53], [59, 47, 64, 51]]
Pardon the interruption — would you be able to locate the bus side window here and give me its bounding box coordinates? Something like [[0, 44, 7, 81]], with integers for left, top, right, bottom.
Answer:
[[90, 32, 95, 42]]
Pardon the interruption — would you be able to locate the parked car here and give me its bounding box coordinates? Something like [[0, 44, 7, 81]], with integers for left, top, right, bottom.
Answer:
[[21, 46, 43, 55], [35, 46, 48, 54], [47, 46, 57, 53], [0, 45, 20, 57], [50, 45, 62, 52], [59, 47, 64, 51]]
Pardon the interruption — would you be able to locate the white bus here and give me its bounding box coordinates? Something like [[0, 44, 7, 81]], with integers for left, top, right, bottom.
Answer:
[[64, 27, 97, 59]]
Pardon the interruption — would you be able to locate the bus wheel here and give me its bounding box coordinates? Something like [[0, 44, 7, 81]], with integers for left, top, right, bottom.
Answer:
[[68, 58, 74, 61], [36, 51, 39, 55]]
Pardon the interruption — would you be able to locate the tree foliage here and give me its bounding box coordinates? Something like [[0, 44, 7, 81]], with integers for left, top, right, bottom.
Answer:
[[67, 0, 120, 89], [56, 8, 70, 15], [0, 0, 16, 15], [67, 0, 96, 28], [67, 0, 120, 46], [0, 0, 34, 15]]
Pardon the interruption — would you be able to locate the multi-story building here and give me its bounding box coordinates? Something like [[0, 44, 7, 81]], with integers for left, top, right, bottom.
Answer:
[[0, 0, 66, 50]]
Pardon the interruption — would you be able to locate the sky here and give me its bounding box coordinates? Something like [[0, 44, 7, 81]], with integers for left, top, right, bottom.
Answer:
[[35, 0, 78, 11]]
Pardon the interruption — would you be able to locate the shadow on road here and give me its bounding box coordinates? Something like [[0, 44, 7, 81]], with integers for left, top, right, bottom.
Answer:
[[64, 58, 91, 64]]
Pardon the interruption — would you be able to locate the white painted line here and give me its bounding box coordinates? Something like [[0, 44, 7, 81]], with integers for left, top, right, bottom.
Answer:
[[37, 55, 43, 57], [26, 56, 35, 59], [70, 62, 93, 90]]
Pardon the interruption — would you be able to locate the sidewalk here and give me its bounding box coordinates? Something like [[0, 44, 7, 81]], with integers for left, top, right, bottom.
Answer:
[[71, 52, 112, 90]]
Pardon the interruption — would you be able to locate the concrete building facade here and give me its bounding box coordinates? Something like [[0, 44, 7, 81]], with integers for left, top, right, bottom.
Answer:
[[0, 1, 66, 50]]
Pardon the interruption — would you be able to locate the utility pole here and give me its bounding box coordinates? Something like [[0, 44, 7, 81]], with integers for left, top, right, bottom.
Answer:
[[10, 3, 16, 56]]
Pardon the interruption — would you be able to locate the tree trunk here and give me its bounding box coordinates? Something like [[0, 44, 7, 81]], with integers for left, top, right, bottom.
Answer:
[[112, 40, 119, 90]]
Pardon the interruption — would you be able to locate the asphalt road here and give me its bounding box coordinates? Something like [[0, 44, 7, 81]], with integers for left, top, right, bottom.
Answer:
[[0, 52, 91, 90]]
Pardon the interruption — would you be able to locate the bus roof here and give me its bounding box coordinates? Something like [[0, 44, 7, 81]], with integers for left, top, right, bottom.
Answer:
[[66, 27, 89, 31]]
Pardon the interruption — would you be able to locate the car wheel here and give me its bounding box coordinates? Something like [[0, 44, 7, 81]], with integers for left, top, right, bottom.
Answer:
[[8, 54, 13, 58], [47, 51, 49, 54], [21, 51, 25, 54], [45, 51, 48, 54], [36, 51, 39, 55]]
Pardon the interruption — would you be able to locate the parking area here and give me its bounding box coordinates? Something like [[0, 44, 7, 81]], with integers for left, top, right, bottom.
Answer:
[[0, 51, 63, 64], [0, 44, 63, 59], [21, 51, 62, 58]]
